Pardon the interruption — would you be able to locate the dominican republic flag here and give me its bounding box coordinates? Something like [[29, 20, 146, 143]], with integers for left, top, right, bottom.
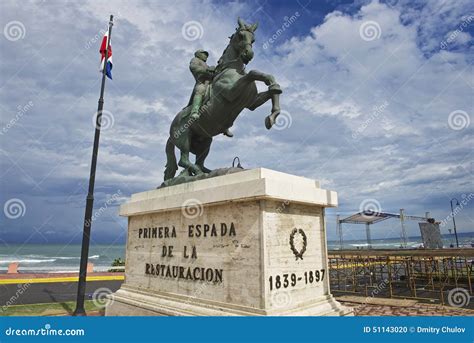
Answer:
[[99, 29, 113, 79]]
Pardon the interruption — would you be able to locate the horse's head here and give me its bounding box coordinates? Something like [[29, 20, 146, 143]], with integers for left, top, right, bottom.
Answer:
[[231, 18, 258, 65]]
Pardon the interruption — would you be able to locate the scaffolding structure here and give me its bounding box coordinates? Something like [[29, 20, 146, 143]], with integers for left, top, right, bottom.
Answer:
[[336, 209, 432, 249], [328, 249, 474, 306]]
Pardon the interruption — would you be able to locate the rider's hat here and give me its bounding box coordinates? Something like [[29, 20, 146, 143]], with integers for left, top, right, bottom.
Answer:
[[195, 49, 209, 57]]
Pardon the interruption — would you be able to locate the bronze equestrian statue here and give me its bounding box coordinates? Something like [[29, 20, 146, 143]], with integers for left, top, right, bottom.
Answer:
[[163, 18, 282, 183]]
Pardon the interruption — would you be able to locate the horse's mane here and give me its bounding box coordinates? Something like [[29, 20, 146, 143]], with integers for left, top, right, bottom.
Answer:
[[217, 34, 235, 66]]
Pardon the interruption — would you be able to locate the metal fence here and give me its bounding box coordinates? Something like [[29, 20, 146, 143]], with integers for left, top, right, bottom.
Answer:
[[328, 249, 473, 306]]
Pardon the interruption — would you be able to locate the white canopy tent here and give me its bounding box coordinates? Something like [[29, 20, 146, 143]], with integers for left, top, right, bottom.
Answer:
[[336, 209, 433, 249]]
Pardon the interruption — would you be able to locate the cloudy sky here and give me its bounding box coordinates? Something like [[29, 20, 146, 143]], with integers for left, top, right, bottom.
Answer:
[[1, 0, 473, 245]]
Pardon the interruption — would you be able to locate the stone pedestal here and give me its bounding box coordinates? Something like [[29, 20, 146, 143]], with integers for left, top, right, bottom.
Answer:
[[106, 168, 352, 316]]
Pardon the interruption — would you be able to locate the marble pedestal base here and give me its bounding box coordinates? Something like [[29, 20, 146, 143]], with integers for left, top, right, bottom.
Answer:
[[106, 168, 352, 316]]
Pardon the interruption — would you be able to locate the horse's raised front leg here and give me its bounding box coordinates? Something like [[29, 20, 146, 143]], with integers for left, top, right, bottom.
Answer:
[[246, 70, 282, 129], [248, 90, 281, 112], [218, 70, 281, 102], [248, 90, 272, 110], [247, 70, 282, 94], [247, 88, 282, 130], [265, 93, 281, 129]]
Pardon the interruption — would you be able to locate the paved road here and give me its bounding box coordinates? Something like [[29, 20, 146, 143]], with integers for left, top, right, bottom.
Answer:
[[0, 280, 123, 306]]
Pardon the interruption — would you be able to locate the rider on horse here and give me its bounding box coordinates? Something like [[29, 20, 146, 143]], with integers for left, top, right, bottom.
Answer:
[[162, 18, 282, 185], [189, 49, 233, 137]]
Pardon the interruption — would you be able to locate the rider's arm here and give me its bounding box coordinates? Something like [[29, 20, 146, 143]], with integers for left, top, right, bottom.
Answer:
[[190, 59, 214, 81], [190, 59, 208, 75]]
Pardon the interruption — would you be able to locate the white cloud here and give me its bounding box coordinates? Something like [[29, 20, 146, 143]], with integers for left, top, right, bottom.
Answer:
[[1, 0, 472, 242]]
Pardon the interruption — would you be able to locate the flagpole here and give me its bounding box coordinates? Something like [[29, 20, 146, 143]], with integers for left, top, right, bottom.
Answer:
[[73, 14, 114, 316]]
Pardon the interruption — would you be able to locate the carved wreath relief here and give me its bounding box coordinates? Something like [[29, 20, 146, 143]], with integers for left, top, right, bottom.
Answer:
[[289, 228, 307, 260]]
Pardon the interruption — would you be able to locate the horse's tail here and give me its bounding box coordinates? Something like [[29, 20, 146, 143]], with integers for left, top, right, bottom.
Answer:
[[164, 137, 178, 180]]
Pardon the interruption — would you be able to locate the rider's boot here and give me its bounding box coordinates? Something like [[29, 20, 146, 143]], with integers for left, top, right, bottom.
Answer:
[[190, 94, 203, 120], [223, 128, 233, 137]]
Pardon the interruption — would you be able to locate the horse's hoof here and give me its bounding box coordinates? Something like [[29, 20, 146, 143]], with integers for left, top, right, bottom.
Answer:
[[178, 169, 191, 177], [265, 115, 274, 130], [268, 83, 282, 94], [191, 167, 205, 176], [199, 166, 212, 173]]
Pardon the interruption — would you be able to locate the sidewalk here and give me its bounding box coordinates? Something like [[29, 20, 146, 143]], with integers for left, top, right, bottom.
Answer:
[[338, 296, 474, 316]]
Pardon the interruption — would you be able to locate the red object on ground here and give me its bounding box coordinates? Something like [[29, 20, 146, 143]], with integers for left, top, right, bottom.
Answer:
[[7, 262, 19, 274]]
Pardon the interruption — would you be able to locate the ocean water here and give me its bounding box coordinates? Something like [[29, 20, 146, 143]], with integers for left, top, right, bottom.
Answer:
[[1, 233, 473, 273], [0, 244, 125, 273]]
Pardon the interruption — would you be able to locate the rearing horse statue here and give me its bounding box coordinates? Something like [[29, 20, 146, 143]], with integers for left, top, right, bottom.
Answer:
[[164, 18, 282, 182]]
